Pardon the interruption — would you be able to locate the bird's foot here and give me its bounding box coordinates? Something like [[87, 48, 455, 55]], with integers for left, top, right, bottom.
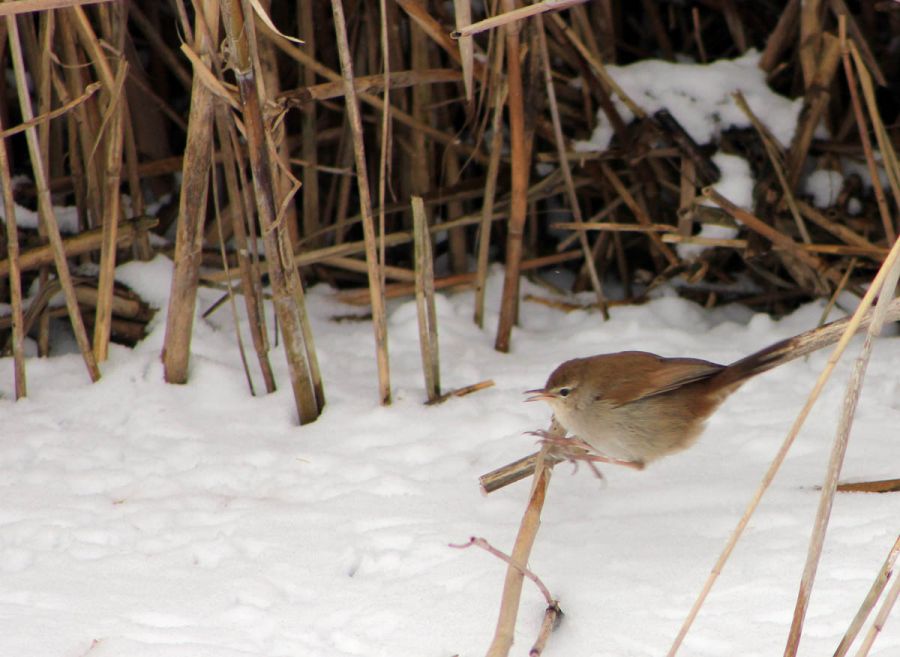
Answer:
[[528, 430, 645, 472]]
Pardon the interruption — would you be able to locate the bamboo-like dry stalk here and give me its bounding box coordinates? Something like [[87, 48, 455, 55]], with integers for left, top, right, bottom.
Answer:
[[412, 196, 440, 402], [7, 12, 100, 381], [485, 418, 561, 657], [330, 0, 391, 405], [833, 535, 900, 657], [494, 0, 531, 353], [0, 111, 26, 398], [162, 0, 218, 385], [92, 4, 127, 362], [535, 14, 607, 318], [221, 0, 322, 423], [667, 236, 900, 657], [213, 105, 276, 394], [783, 244, 900, 657]]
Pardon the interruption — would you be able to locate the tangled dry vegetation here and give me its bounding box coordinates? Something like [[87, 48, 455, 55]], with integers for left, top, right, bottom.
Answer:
[[0, 0, 897, 421]]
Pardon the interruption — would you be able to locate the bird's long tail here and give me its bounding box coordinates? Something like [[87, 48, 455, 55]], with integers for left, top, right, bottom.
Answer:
[[714, 297, 900, 388]]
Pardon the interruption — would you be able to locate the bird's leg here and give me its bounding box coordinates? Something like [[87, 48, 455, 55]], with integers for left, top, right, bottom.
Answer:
[[528, 430, 645, 471]]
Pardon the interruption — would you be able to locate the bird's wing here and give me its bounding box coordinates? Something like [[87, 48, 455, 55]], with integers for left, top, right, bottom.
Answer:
[[600, 352, 724, 406]]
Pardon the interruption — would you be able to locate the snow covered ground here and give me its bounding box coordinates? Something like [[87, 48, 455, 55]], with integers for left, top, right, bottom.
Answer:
[[1, 258, 898, 657]]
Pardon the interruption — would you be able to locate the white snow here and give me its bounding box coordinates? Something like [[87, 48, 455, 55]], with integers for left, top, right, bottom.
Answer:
[[2, 261, 899, 657], [574, 50, 809, 153], [804, 169, 845, 208]]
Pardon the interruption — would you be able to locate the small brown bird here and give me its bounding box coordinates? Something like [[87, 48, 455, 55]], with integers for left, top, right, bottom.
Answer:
[[480, 299, 900, 493]]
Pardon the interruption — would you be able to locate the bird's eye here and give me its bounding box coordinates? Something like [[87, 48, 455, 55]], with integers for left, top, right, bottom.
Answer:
[[558, 387, 571, 397]]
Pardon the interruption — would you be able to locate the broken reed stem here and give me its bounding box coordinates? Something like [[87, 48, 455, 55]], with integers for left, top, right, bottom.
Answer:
[[330, 0, 391, 405], [485, 420, 561, 657], [424, 379, 495, 406], [7, 13, 100, 382], [530, 602, 562, 657], [412, 196, 440, 402], [494, 0, 530, 354], [222, 0, 322, 423], [783, 244, 900, 657], [667, 234, 900, 657], [0, 112, 27, 398], [535, 13, 607, 319], [833, 535, 900, 657]]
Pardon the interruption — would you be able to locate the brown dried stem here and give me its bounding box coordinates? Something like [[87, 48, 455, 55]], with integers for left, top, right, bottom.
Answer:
[[485, 417, 562, 657], [330, 0, 391, 405]]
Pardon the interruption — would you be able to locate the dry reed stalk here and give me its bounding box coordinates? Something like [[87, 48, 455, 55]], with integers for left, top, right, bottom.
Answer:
[[678, 158, 696, 236], [222, 0, 322, 423], [601, 163, 679, 266], [0, 81, 100, 139], [759, 0, 800, 72], [827, 0, 886, 86], [255, 0, 298, 246], [484, 418, 561, 657], [549, 12, 644, 121], [162, 0, 218, 385], [93, 5, 128, 362], [256, 18, 490, 166], [786, 32, 841, 191], [473, 74, 506, 327], [660, 234, 885, 258], [536, 14, 607, 319], [412, 196, 440, 402], [495, 0, 531, 353], [0, 0, 112, 16], [214, 107, 276, 393], [0, 217, 157, 277], [839, 27, 894, 243], [296, 0, 319, 246], [330, 0, 391, 405], [208, 146, 256, 395], [128, 4, 192, 90], [7, 13, 100, 381], [424, 379, 495, 406], [847, 41, 900, 234], [833, 535, 900, 657], [453, 0, 588, 38], [852, 563, 900, 657], [556, 221, 677, 233], [453, 0, 473, 102], [732, 91, 812, 244], [795, 200, 881, 254], [321, 256, 414, 282], [334, 250, 586, 306], [703, 188, 847, 289], [798, 0, 825, 88], [394, 0, 473, 69], [0, 112, 27, 398], [666, 239, 900, 657], [690, 7, 707, 63], [783, 242, 900, 657]]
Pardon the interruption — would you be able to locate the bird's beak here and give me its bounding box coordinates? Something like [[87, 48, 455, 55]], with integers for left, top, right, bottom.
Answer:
[[524, 388, 555, 402]]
